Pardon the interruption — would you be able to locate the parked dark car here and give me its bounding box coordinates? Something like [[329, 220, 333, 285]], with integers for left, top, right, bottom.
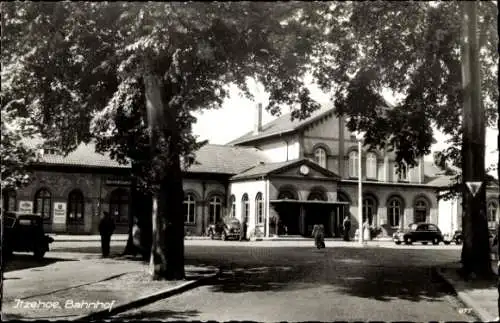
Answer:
[[2, 211, 54, 260], [207, 216, 241, 240], [393, 223, 444, 245], [443, 230, 463, 245]]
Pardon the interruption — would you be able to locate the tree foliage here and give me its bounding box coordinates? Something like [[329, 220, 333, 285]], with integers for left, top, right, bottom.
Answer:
[[1, 2, 326, 279], [310, 1, 498, 176]]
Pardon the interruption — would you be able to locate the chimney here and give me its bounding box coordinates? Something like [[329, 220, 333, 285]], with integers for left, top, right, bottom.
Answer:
[[254, 103, 263, 134]]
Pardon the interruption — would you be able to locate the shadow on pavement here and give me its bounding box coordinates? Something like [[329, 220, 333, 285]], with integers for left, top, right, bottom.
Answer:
[[114, 309, 201, 320], [189, 246, 461, 303], [3, 254, 76, 272]]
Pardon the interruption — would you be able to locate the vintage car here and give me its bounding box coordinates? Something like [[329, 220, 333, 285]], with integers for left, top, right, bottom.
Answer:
[[393, 223, 445, 245], [2, 211, 54, 260], [443, 230, 463, 245], [207, 216, 242, 241]]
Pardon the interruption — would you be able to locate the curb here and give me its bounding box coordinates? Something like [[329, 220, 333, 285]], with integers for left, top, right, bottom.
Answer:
[[435, 268, 495, 322], [72, 270, 220, 321]]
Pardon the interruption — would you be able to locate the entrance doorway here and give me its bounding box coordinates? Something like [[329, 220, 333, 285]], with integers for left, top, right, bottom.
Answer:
[[274, 203, 300, 235]]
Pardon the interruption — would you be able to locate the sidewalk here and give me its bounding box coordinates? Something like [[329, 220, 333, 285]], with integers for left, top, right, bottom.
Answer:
[[437, 262, 498, 322], [49, 234, 393, 243], [2, 252, 219, 320]]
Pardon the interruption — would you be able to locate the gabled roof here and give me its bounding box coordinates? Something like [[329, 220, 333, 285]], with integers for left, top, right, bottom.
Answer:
[[227, 104, 335, 145], [230, 158, 340, 181], [22, 138, 270, 174], [23, 138, 129, 169], [187, 144, 270, 175]]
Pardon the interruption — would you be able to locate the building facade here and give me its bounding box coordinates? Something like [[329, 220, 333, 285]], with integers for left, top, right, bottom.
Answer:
[[3, 104, 498, 237]]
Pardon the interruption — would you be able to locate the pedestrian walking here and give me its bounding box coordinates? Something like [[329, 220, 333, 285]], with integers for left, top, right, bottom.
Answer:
[[312, 224, 325, 249], [342, 215, 351, 241], [99, 211, 115, 258]]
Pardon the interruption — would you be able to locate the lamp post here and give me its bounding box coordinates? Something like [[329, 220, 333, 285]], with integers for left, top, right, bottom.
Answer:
[[356, 132, 364, 245]]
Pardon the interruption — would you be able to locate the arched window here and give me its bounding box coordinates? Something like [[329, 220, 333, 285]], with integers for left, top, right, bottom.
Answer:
[[308, 191, 326, 201], [2, 189, 17, 212], [241, 194, 249, 223], [34, 188, 52, 221], [255, 192, 264, 224], [278, 191, 296, 200], [414, 199, 428, 223], [362, 196, 377, 225], [314, 147, 327, 168], [366, 152, 377, 179], [209, 196, 222, 224], [230, 195, 236, 217], [183, 193, 196, 224], [488, 201, 499, 229], [387, 197, 403, 227], [109, 189, 129, 224], [348, 151, 359, 178], [67, 190, 84, 224]]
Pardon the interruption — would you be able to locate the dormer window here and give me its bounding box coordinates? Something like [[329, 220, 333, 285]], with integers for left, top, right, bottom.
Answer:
[[43, 148, 58, 155], [314, 147, 327, 168]]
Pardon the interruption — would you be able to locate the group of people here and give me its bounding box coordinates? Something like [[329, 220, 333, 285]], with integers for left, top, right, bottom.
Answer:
[[311, 215, 372, 248]]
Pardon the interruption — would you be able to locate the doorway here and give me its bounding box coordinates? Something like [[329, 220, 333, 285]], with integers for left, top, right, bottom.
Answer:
[[274, 203, 300, 235]]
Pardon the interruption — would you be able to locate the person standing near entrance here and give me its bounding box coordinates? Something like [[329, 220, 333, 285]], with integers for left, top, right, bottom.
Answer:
[[343, 215, 351, 241], [99, 211, 115, 258]]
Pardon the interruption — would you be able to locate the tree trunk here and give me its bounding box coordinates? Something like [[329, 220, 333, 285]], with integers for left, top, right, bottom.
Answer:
[[144, 69, 185, 280], [460, 1, 492, 279], [122, 175, 153, 260]]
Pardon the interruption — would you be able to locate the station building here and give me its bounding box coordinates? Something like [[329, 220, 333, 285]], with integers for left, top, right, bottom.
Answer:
[[2, 104, 498, 237]]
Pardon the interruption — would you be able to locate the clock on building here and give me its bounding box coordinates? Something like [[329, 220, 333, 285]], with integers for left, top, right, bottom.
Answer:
[[299, 165, 310, 176]]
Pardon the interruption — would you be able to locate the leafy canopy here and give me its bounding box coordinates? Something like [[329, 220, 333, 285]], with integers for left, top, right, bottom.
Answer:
[[2, 2, 325, 189]]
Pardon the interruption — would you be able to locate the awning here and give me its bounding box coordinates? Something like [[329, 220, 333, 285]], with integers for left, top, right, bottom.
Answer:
[[270, 199, 350, 205]]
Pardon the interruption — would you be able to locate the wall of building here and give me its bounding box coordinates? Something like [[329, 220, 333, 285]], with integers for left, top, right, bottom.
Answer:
[[438, 189, 500, 235], [12, 169, 130, 234], [182, 178, 227, 236], [229, 179, 266, 238], [337, 182, 439, 236], [254, 135, 300, 163]]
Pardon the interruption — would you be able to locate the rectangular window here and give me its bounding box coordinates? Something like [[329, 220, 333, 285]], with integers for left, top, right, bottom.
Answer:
[[396, 164, 409, 182]]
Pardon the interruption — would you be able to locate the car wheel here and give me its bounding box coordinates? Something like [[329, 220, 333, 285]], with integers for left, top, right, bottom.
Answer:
[[422, 242, 428, 245], [455, 237, 462, 245], [432, 238, 439, 245], [405, 237, 412, 245], [444, 241, 450, 245], [221, 232, 227, 241], [395, 241, 401, 245]]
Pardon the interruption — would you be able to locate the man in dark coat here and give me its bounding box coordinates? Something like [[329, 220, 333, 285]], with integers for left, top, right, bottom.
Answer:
[[99, 211, 115, 258], [343, 215, 351, 241]]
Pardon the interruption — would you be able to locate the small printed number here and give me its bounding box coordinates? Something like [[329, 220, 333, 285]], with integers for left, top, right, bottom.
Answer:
[[458, 308, 472, 314]]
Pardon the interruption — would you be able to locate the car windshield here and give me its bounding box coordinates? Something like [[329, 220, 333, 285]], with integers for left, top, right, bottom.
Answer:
[[409, 224, 418, 231], [4, 216, 16, 228]]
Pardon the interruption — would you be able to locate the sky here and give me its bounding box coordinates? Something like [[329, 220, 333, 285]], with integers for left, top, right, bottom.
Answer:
[[192, 80, 499, 177]]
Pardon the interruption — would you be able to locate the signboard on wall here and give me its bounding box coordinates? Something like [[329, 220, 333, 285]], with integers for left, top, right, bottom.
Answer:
[[18, 201, 34, 214], [53, 202, 67, 224], [105, 176, 132, 186]]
